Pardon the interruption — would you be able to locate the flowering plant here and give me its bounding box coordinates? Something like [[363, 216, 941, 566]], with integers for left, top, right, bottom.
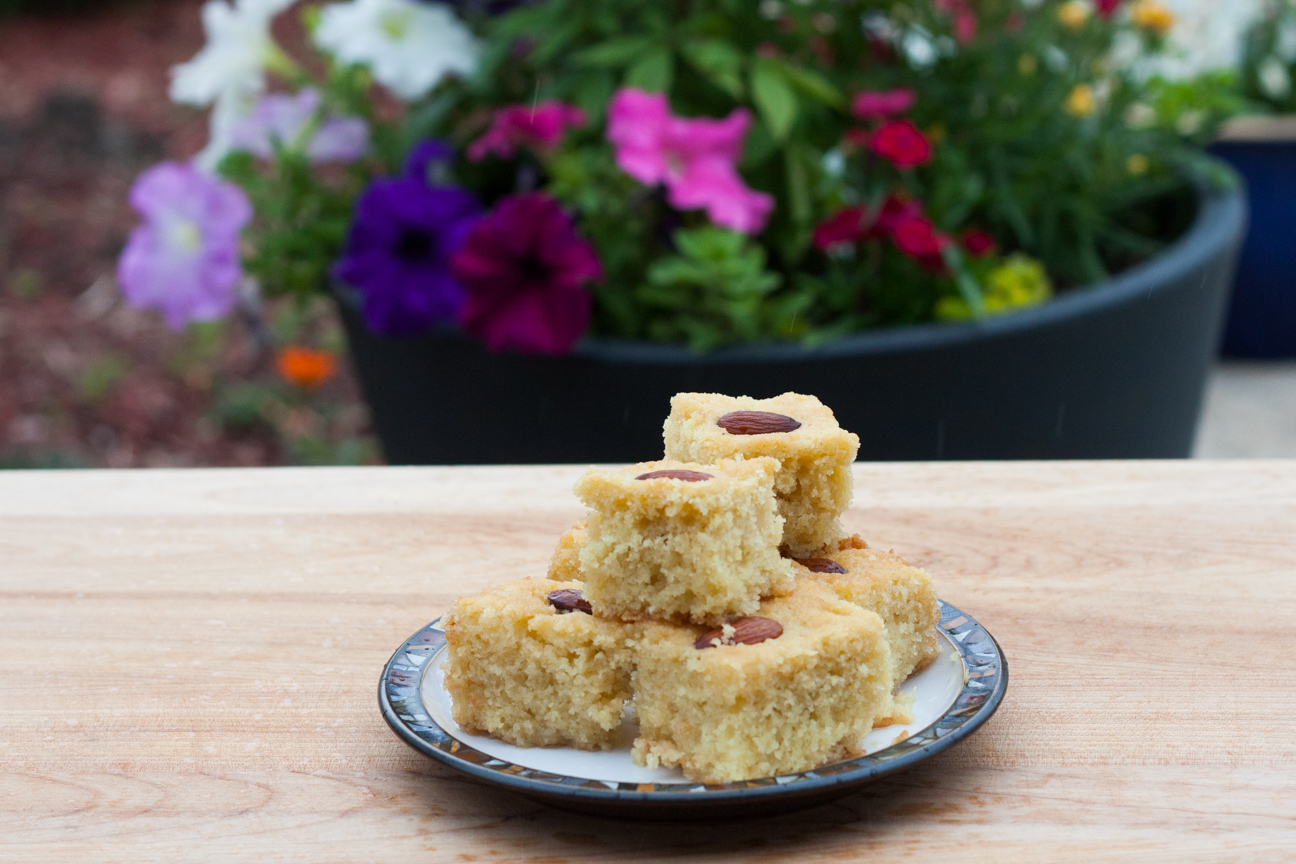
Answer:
[[1242, 1, 1296, 109], [118, 0, 1234, 354]]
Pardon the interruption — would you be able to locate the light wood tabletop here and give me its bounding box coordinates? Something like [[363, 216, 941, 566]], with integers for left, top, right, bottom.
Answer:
[[2, 461, 1294, 862]]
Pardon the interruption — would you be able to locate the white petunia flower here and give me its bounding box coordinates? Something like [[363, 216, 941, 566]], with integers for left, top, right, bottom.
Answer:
[[195, 88, 260, 172], [1277, 15, 1296, 64], [313, 0, 479, 101], [1144, 0, 1263, 80], [901, 27, 937, 69], [170, 0, 296, 107], [1259, 56, 1293, 100]]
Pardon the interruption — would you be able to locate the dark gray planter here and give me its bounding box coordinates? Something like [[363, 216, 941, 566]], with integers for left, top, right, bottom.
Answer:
[[340, 174, 1246, 465]]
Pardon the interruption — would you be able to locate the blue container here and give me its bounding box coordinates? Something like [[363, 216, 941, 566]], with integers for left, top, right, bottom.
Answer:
[[1211, 139, 1296, 357]]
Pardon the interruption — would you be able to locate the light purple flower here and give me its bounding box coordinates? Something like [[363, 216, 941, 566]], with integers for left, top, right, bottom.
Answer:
[[117, 161, 252, 330], [229, 88, 369, 162]]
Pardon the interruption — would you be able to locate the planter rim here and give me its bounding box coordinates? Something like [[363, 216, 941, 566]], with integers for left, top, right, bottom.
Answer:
[[565, 169, 1245, 365]]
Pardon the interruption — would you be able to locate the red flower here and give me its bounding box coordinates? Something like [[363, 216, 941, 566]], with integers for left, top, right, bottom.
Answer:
[[851, 88, 917, 120], [871, 196, 924, 238], [869, 120, 932, 169], [452, 193, 601, 355], [892, 212, 951, 271], [1097, 0, 1123, 17], [814, 206, 867, 251], [963, 229, 996, 257]]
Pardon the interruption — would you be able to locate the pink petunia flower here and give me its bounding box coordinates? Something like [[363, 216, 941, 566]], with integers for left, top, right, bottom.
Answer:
[[467, 101, 587, 162], [607, 88, 774, 235], [935, 0, 978, 43], [851, 88, 917, 119], [1096, 0, 1123, 18]]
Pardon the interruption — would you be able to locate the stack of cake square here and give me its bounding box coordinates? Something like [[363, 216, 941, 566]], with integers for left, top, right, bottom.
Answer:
[[443, 392, 940, 783]]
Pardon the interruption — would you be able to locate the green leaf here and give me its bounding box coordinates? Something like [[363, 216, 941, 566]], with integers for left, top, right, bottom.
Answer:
[[573, 36, 655, 68], [530, 19, 582, 67], [751, 58, 798, 142], [493, 3, 557, 38], [681, 39, 745, 98], [625, 47, 675, 92], [773, 60, 845, 110], [572, 70, 617, 124]]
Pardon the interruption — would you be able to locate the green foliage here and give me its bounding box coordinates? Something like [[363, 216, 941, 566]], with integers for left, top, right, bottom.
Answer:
[[211, 0, 1241, 351], [1241, 1, 1296, 111], [7, 268, 43, 301], [79, 354, 130, 403], [418, 0, 1231, 346], [638, 227, 782, 350], [219, 149, 360, 301]]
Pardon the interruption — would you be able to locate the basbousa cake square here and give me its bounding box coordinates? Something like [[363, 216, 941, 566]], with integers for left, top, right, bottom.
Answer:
[[792, 536, 940, 689], [442, 579, 635, 750], [574, 458, 791, 624], [662, 392, 860, 557], [631, 580, 892, 783]]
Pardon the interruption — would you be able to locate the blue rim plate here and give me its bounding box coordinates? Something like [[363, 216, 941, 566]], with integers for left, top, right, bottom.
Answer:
[[378, 600, 1007, 820]]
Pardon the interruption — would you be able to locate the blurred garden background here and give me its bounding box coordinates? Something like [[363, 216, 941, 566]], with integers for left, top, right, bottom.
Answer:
[[0, 0, 1293, 468], [0, 0, 373, 469]]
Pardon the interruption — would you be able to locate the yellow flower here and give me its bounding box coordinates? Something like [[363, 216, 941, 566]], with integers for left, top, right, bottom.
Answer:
[[1065, 84, 1096, 117], [1130, 0, 1175, 36], [1018, 54, 1038, 76], [1127, 153, 1150, 175], [935, 255, 1053, 321], [1057, 0, 1091, 30]]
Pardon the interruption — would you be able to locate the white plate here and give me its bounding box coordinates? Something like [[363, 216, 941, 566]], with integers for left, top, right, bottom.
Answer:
[[420, 631, 964, 784]]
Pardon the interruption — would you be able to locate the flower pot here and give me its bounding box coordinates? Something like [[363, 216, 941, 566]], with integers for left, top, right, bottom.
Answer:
[[1211, 117, 1296, 358], [339, 173, 1245, 465]]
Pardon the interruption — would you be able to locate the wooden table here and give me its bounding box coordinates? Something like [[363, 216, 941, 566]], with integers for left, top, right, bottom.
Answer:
[[2, 462, 1295, 861]]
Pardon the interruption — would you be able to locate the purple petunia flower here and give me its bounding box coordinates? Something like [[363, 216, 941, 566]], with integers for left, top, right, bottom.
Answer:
[[334, 140, 481, 336], [229, 88, 369, 163], [117, 161, 252, 330], [451, 192, 600, 355]]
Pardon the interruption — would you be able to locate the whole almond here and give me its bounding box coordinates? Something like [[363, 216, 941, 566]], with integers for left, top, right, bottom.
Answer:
[[547, 589, 593, 615], [794, 557, 848, 574], [716, 411, 802, 435], [636, 469, 714, 482], [694, 616, 784, 649]]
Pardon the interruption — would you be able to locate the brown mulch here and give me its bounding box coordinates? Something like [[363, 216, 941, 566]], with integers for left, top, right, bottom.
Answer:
[[0, 1, 374, 468]]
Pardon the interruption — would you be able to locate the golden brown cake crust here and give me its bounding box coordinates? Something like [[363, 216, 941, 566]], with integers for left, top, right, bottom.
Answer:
[[662, 392, 860, 557], [574, 458, 792, 624], [547, 521, 587, 582], [792, 536, 940, 687], [631, 580, 892, 783], [442, 578, 636, 750]]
